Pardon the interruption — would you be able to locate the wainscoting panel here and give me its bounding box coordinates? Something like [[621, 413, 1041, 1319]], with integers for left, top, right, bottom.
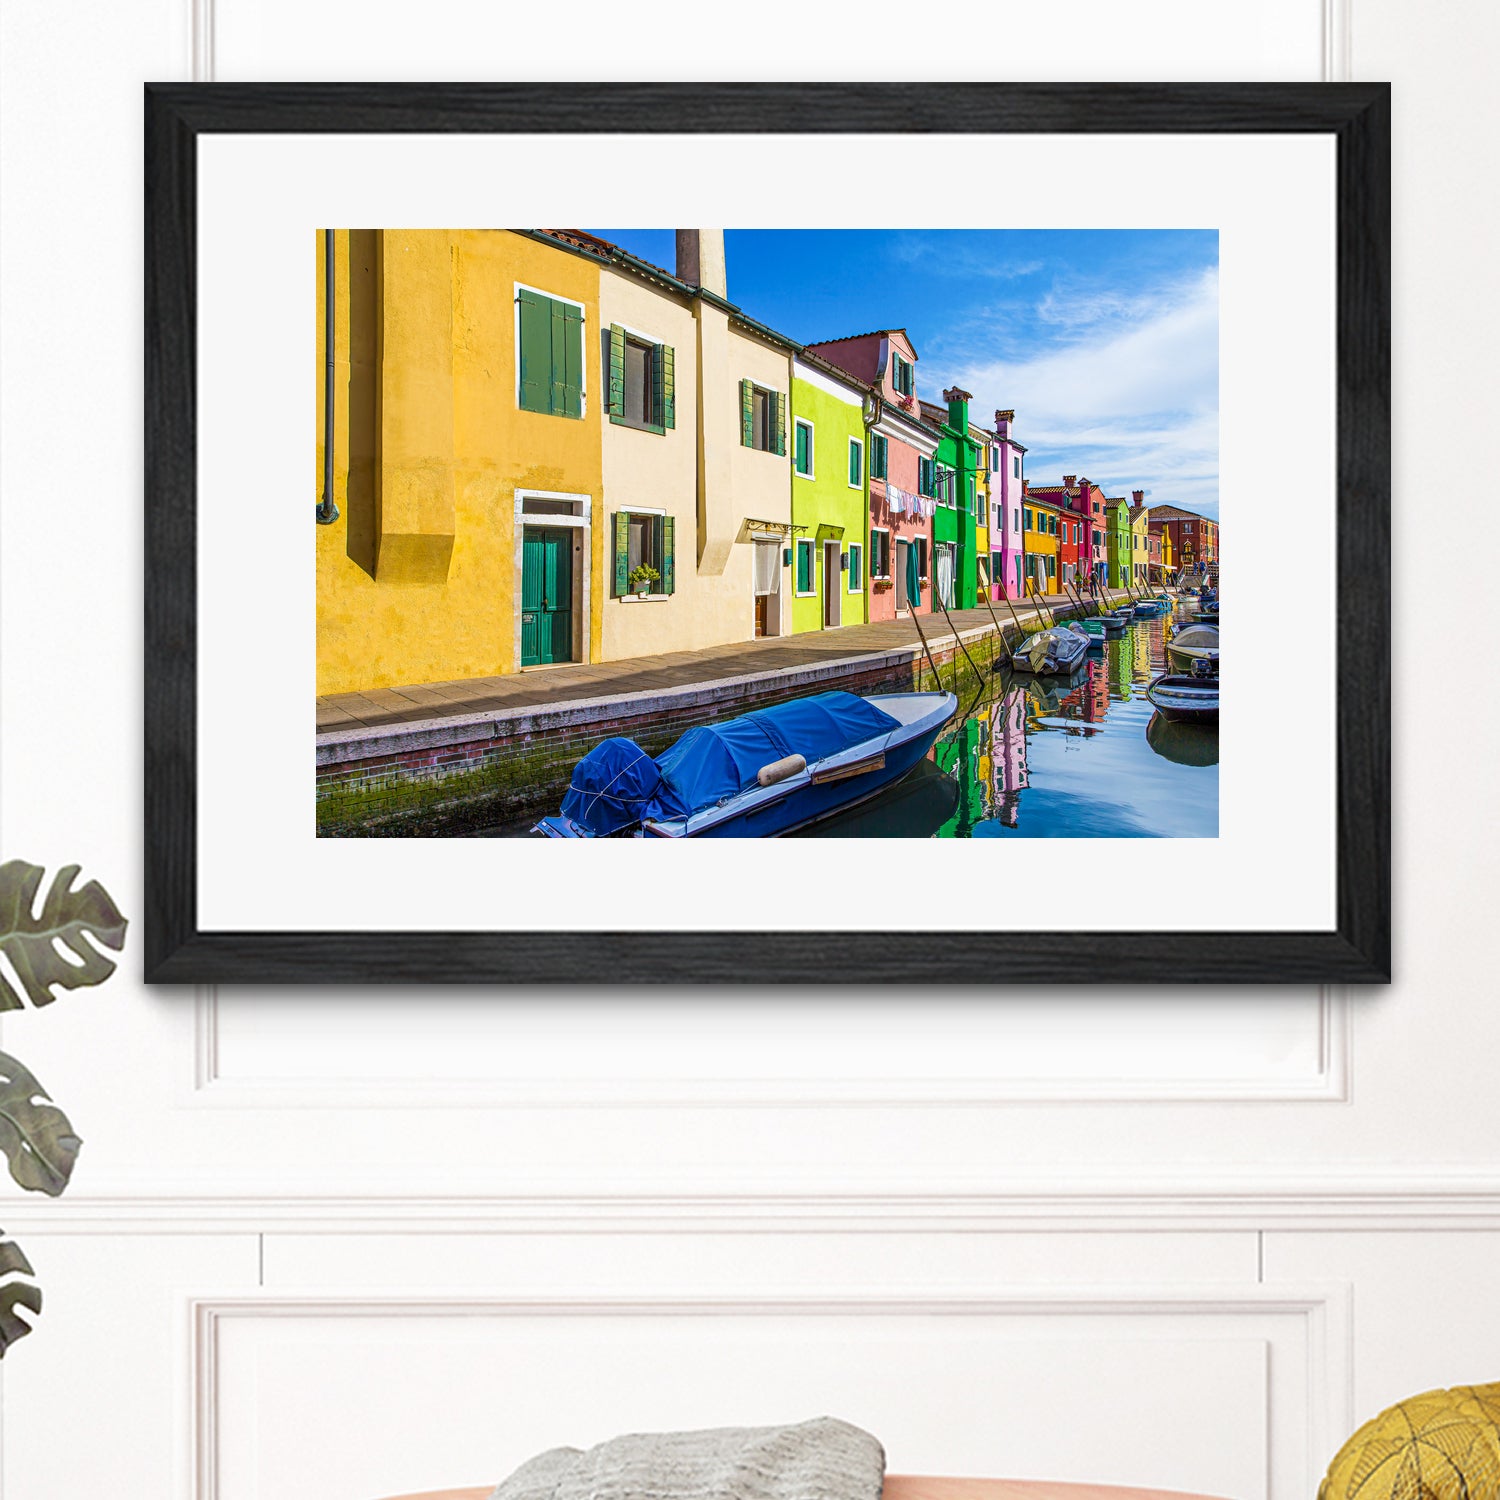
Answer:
[[197, 1290, 1345, 1500]]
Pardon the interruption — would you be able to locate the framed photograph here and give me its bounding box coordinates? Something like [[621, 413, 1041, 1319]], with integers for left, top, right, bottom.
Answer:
[[144, 82, 1389, 984]]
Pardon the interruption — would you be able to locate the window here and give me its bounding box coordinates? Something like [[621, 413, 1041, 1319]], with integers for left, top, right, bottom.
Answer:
[[794, 418, 814, 477], [869, 528, 891, 579], [848, 437, 863, 487], [967, 475, 976, 511], [1023, 506, 1033, 531], [991, 551, 1004, 583], [992, 444, 1000, 470], [892, 352, 914, 396], [1013, 455, 1021, 479], [518, 287, 584, 418], [605, 325, 674, 433], [917, 536, 929, 579], [1046, 555, 1056, 580], [847, 542, 863, 592], [795, 538, 816, 595], [742, 381, 786, 454], [1013, 508, 1021, 535], [612, 510, 675, 597], [869, 433, 888, 480]]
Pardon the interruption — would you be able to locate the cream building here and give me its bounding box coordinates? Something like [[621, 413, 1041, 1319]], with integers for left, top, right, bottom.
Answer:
[[599, 229, 793, 659]]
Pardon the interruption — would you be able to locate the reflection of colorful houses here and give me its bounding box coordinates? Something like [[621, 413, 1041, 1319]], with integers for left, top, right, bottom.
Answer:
[[921, 389, 981, 610], [935, 708, 990, 838], [989, 689, 1030, 828], [805, 329, 938, 620], [789, 352, 873, 634], [1022, 486, 1062, 595]]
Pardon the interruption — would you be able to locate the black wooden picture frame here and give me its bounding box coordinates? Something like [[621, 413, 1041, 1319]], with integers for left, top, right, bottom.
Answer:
[[144, 82, 1390, 985]]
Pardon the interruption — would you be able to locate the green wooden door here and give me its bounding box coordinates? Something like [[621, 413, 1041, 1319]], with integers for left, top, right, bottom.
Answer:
[[521, 528, 573, 666]]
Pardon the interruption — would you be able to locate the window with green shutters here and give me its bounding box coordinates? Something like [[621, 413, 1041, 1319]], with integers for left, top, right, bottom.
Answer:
[[869, 528, 890, 580], [869, 433, 888, 480], [847, 543, 863, 592], [848, 438, 862, 488], [1023, 507, 1033, 531], [605, 324, 674, 434], [741, 380, 786, 454], [794, 418, 813, 476], [891, 352, 913, 396], [795, 538, 815, 595], [613, 511, 675, 597], [518, 287, 584, 418]]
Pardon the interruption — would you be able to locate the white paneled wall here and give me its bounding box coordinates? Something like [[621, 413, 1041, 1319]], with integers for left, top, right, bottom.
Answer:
[[3, 1, 1500, 1498]]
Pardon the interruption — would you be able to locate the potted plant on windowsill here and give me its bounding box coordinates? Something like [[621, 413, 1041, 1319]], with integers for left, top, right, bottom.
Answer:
[[628, 565, 659, 598]]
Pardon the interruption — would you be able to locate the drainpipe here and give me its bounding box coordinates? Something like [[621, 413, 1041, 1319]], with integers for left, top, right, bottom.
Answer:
[[316, 229, 340, 525]]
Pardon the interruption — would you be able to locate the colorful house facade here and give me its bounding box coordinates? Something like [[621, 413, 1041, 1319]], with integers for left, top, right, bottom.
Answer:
[[1130, 492, 1152, 581], [1146, 504, 1219, 576], [1027, 476, 1095, 592], [921, 389, 981, 610], [316, 228, 606, 696], [1104, 496, 1132, 588], [990, 410, 1027, 598], [1022, 488, 1062, 595], [789, 353, 872, 634], [971, 421, 991, 592], [806, 329, 938, 621]]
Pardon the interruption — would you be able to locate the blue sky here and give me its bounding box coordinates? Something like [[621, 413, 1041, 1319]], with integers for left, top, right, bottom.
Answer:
[[589, 229, 1219, 521]]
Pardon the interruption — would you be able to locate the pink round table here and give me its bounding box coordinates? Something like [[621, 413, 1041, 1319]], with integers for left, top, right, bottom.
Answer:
[[373, 1472, 1233, 1500]]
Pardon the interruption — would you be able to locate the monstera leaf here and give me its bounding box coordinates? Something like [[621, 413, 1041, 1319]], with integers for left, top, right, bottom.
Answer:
[[0, 860, 127, 1010], [0, 1052, 80, 1197], [0, 1234, 40, 1356]]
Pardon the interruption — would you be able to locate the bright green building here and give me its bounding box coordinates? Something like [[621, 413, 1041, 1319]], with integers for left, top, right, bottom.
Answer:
[[789, 355, 870, 634], [1104, 496, 1133, 588], [920, 388, 980, 610]]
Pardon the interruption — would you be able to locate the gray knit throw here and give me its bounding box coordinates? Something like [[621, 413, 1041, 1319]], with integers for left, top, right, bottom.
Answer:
[[487, 1418, 885, 1500]]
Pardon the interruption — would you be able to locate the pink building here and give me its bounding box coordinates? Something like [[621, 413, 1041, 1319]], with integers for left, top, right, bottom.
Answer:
[[805, 329, 939, 621], [990, 409, 1027, 599]]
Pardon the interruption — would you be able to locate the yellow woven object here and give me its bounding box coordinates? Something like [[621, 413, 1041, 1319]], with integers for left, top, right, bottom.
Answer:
[[1320, 1384, 1500, 1500]]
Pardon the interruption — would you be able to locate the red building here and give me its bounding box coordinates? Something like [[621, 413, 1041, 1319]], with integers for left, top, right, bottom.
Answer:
[[1026, 476, 1095, 591], [1145, 504, 1219, 579]]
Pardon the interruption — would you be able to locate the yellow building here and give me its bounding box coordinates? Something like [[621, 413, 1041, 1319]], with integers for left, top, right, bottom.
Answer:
[[1022, 495, 1061, 594], [316, 229, 604, 695], [316, 228, 798, 696], [970, 422, 991, 588], [1130, 499, 1151, 583]]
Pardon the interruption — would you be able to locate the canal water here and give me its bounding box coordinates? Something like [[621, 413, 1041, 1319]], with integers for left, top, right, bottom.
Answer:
[[479, 605, 1216, 840], [797, 610, 1217, 839]]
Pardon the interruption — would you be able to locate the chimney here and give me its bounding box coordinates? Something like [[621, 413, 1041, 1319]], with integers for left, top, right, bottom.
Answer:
[[1132, 489, 1145, 509], [1063, 475, 1076, 490], [675, 230, 727, 298], [995, 408, 1014, 440], [943, 386, 971, 429]]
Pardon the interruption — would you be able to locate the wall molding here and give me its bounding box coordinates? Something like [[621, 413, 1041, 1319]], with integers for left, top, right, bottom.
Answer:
[[188, 1284, 1351, 1500], [187, 984, 1352, 1107], [19, 1170, 1500, 1234]]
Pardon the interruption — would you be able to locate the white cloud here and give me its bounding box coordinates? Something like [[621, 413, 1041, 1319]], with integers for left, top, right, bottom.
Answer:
[[950, 266, 1220, 519]]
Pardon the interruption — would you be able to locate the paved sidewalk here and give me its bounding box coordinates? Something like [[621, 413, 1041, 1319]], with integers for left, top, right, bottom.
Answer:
[[316, 591, 1133, 736]]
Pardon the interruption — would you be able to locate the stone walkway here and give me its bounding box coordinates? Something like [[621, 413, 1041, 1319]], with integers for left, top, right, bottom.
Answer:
[[316, 591, 1133, 735]]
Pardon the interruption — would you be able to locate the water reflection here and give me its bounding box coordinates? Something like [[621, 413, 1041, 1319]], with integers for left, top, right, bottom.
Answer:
[[808, 612, 1218, 840]]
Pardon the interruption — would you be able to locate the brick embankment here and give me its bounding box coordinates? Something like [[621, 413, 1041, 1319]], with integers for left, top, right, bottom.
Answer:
[[315, 591, 1130, 836]]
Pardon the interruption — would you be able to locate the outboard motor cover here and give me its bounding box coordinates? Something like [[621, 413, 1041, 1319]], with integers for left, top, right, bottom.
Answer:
[[559, 737, 664, 837]]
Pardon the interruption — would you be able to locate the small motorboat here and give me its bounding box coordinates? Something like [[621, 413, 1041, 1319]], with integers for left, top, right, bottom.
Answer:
[[1196, 604, 1219, 625], [1008, 625, 1091, 676], [1146, 673, 1219, 723], [1166, 623, 1219, 676], [533, 689, 957, 839]]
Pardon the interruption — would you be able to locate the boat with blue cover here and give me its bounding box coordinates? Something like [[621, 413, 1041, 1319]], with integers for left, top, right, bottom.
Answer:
[[533, 689, 958, 839]]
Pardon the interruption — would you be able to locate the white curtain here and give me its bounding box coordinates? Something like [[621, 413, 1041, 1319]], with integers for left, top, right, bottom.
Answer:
[[753, 540, 780, 597], [936, 545, 955, 608]]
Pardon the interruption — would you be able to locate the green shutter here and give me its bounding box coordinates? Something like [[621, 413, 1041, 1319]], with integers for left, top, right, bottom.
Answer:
[[661, 515, 675, 594], [614, 511, 630, 597], [740, 380, 754, 447], [607, 324, 625, 418], [518, 290, 551, 413], [660, 344, 675, 429], [558, 302, 583, 418], [796, 541, 810, 593], [774, 391, 787, 456]]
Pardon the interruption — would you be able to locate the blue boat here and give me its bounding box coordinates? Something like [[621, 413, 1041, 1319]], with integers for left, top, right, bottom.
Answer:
[[533, 689, 958, 839]]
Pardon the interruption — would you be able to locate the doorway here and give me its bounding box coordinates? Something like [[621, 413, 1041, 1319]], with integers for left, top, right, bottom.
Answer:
[[895, 539, 911, 613], [823, 541, 841, 628], [935, 543, 955, 609], [521, 527, 573, 666], [753, 537, 782, 638]]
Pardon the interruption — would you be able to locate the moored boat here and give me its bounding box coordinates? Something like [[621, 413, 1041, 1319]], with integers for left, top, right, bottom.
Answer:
[[1146, 673, 1219, 723], [533, 689, 957, 839], [1166, 623, 1220, 676], [1008, 625, 1091, 676]]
